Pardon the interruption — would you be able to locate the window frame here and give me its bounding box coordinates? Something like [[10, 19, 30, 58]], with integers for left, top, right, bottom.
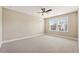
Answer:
[[48, 16, 68, 32]]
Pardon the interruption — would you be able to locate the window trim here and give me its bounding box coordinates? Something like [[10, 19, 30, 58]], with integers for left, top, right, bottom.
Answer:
[[48, 16, 68, 32]]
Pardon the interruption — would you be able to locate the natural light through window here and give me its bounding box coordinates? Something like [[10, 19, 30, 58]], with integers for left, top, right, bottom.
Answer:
[[49, 16, 68, 32]]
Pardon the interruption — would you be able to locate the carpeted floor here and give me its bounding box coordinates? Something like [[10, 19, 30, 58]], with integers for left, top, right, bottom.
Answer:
[[0, 35, 78, 53]]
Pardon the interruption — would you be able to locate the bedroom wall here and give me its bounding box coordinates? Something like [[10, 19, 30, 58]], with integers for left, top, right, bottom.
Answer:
[[78, 9, 79, 49], [44, 12, 78, 39], [0, 7, 2, 47], [2, 8, 44, 41]]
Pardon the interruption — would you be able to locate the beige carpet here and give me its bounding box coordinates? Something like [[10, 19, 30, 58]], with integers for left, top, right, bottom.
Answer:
[[0, 35, 78, 53]]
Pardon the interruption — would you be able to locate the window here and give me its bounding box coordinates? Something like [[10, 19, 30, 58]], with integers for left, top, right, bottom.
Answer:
[[49, 16, 68, 32]]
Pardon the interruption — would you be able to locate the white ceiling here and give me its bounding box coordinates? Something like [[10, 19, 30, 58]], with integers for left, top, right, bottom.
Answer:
[[3, 6, 79, 18]]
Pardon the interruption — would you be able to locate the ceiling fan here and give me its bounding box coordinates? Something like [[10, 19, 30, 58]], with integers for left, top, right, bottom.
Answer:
[[37, 8, 52, 15]]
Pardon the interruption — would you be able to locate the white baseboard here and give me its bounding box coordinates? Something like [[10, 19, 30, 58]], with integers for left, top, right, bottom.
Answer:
[[2, 33, 43, 44], [2, 33, 77, 45], [56, 35, 77, 40], [45, 33, 77, 40]]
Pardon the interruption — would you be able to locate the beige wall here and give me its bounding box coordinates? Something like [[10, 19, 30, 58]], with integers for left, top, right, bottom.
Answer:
[[44, 12, 78, 39], [78, 9, 79, 49], [0, 7, 2, 47], [2, 8, 44, 41]]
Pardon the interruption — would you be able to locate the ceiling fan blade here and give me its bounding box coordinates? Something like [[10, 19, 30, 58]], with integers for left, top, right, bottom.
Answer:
[[41, 8, 45, 12], [46, 9, 52, 12]]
